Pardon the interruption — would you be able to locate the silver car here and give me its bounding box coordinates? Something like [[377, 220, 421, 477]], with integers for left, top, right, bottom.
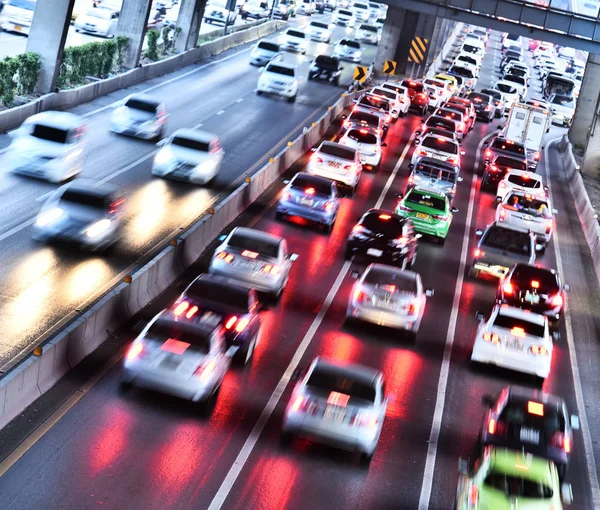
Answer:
[[33, 180, 126, 251], [249, 40, 281, 66], [282, 357, 389, 463], [121, 314, 232, 404], [407, 157, 462, 201], [346, 264, 433, 340], [110, 94, 167, 140], [410, 133, 464, 171], [209, 227, 298, 299]]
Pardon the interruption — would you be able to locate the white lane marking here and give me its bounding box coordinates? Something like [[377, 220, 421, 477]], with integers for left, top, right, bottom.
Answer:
[[216, 110, 226, 115], [236, 98, 244, 103], [417, 131, 495, 510], [96, 152, 156, 186], [35, 191, 54, 203], [207, 123, 416, 510], [544, 139, 600, 507], [0, 218, 35, 243]]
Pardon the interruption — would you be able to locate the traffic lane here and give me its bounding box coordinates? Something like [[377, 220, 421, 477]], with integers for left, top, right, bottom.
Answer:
[[0, 76, 347, 366], [206, 99, 500, 510], [0, 104, 420, 510], [426, 150, 596, 508]]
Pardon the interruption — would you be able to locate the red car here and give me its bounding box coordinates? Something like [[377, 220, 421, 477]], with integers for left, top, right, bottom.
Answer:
[[400, 79, 429, 116], [529, 39, 539, 51]]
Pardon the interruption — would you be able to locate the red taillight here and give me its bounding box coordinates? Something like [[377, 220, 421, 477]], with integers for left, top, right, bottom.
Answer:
[[499, 208, 506, 221], [488, 418, 497, 434], [459, 123, 465, 132], [195, 359, 216, 380], [186, 306, 198, 319], [447, 156, 457, 164], [282, 190, 291, 201], [564, 435, 572, 453], [225, 316, 238, 330], [534, 151, 540, 160], [379, 213, 392, 220], [490, 165, 498, 172], [418, 149, 428, 156], [531, 280, 540, 289], [127, 342, 143, 361], [217, 251, 234, 263], [174, 301, 189, 316], [343, 164, 356, 172], [354, 289, 366, 302], [235, 317, 250, 333], [108, 197, 126, 214], [485, 104, 492, 111], [469, 485, 479, 506], [407, 302, 419, 315], [483, 332, 500, 344], [313, 155, 324, 164], [529, 345, 549, 356], [474, 248, 482, 257], [503, 282, 513, 294], [551, 293, 563, 307], [291, 395, 304, 412], [485, 149, 492, 158]]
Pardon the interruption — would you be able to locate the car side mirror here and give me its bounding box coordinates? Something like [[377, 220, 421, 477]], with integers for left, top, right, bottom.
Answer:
[[460, 150, 466, 155], [475, 229, 483, 236], [458, 457, 469, 475], [564, 283, 571, 292], [289, 253, 299, 261], [561, 483, 573, 505], [544, 185, 549, 192], [341, 114, 347, 119], [475, 311, 485, 321], [481, 394, 494, 407], [425, 288, 434, 297], [217, 234, 227, 242], [350, 270, 360, 279], [535, 244, 544, 252], [451, 207, 459, 213], [382, 142, 387, 147], [156, 139, 167, 147], [570, 414, 580, 430], [457, 176, 464, 182]]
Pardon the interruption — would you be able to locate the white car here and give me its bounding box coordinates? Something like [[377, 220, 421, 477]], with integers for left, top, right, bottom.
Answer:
[[448, 65, 477, 91], [411, 134, 463, 171], [423, 78, 453, 103], [352, 1, 370, 22], [494, 81, 520, 109], [121, 313, 232, 404], [333, 8, 355, 27], [496, 169, 547, 202], [333, 39, 363, 63], [4, 111, 86, 183], [74, 8, 118, 37], [152, 129, 224, 184], [307, 20, 332, 42], [110, 94, 167, 140], [297, 0, 316, 15], [249, 40, 281, 66], [369, 86, 408, 119], [454, 54, 480, 76], [203, 0, 237, 25], [209, 227, 297, 298], [0, 0, 36, 34], [280, 28, 308, 54], [355, 23, 380, 45], [381, 82, 411, 112], [503, 74, 528, 99], [338, 126, 384, 170], [257, 61, 299, 102], [496, 191, 556, 245], [472, 304, 552, 380], [282, 357, 389, 462], [346, 264, 433, 339], [549, 94, 575, 127], [307, 141, 362, 192]]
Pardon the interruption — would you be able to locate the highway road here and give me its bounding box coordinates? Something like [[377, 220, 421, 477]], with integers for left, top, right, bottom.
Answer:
[[0, 29, 600, 510], [0, 11, 370, 371]]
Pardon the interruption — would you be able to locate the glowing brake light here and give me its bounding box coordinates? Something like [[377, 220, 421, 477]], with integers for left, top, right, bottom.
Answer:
[[353, 289, 366, 302], [305, 187, 315, 195], [469, 485, 479, 506], [531, 280, 540, 289], [383, 284, 396, 292], [225, 316, 238, 330], [485, 149, 492, 158], [545, 219, 553, 233], [511, 327, 526, 338], [186, 306, 198, 319], [195, 359, 216, 380], [474, 248, 483, 257], [235, 317, 250, 333], [503, 282, 513, 294], [217, 251, 235, 263], [126, 342, 143, 361], [551, 293, 563, 307], [483, 332, 500, 344], [261, 263, 280, 275], [529, 345, 549, 356], [359, 129, 368, 134], [499, 208, 506, 221], [488, 418, 497, 434], [327, 391, 350, 407], [528, 401, 544, 416], [379, 213, 392, 220], [174, 301, 189, 316]]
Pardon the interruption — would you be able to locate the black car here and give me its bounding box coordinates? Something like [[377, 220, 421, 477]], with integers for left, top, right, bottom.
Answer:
[[345, 209, 418, 268], [480, 88, 505, 117], [497, 263, 568, 327], [482, 136, 527, 172], [168, 274, 261, 365], [315, 0, 325, 12], [481, 154, 528, 192], [478, 386, 580, 480], [308, 55, 342, 85], [467, 91, 495, 122]]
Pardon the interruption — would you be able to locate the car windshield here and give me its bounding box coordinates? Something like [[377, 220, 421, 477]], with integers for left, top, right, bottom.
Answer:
[[146, 320, 210, 355], [346, 129, 377, 144], [360, 24, 377, 32], [311, 21, 329, 29], [266, 64, 295, 77], [507, 174, 541, 188], [306, 367, 376, 403], [319, 143, 355, 160], [30, 124, 69, 144], [257, 41, 279, 52], [186, 279, 249, 311], [364, 267, 417, 293], [493, 313, 545, 337], [290, 174, 331, 196], [422, 136, 458, 154], [551, 95, 575, 107], [492, 139, 526, 156], [125, 98, 158, 113], [360, 212, 404, 235], [171, 136, 210, 152], [495, 156, 527, 169], [228, 233, 279, 258], [287, 30, 305, 39], [87, 9, 112, 19], [510, 265, 559, 293], [497, 83, 517, 94], [426, 117, 455, 131], [482, 226, 532, 255], [359, 95, 389, 111], [60, 189, 108, 209], [405, 190, 446, 211]]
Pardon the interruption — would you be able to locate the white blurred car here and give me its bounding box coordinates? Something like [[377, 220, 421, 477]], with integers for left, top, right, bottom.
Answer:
[[339, 126, 384, 170], [496, 170, 547, 202], [110, 94, 167, 140], [249, 40, 281, 66], [369, 86, 408, 119], [346, 264, 433, 339], [152, 129, 224, 184], [74, 8, 118, 37], [280, 28, 308, 54], [333, 8, 355, 27], [282, 357, 388, 463], [307, 141, 362, 192], [472, 304, 552, 380], [423, 77, 453, 103], [494, 81, 520, 109], [333, 38, 363, 63], [549, 94, 575, 127], [257, 61, 299, 102], [355, 23, 380, 45], [307, 20, 331, 42], [411, 134, 463, 171], [5, 111, 86, 183], [352, 1, 370, 21]]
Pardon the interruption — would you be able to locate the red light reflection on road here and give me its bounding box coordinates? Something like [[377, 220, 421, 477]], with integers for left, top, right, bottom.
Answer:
[[319, 329, 364, 364], [381, 349, 424, 419], [87, 406, 133, 477]]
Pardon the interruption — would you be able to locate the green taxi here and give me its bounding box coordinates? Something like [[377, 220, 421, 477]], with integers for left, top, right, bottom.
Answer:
[[394, 187, 457, 245], [455, 447, 573, 509]]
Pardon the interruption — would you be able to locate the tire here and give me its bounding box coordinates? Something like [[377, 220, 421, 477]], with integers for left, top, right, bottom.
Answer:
[[359, 451, 373, 465], [344, 245, 353, 260], [235, 336, 256, 366], [256, 90, 263, 96], [280, 430, 294, 445], [405, 330, 417, 343], [283, 14, 289, 20], [287, 94, 296, 103], [275, 211, 284, 220], [437, 236, 446, 246]]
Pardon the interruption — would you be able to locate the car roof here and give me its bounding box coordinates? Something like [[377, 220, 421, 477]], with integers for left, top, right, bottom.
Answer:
[[496, 304, 546, 325], [409, 186, 448, 199], [312, 357, 381, 386], [189, 273, 252, 295], [230, 226, 282, 244], [291, 172, 334, 187], [171, 128, 218, 143], [488, 448, 555, 483], [505, 169, 542, 179], [27, 111, 83, 130], [60, 179, 120, 199]]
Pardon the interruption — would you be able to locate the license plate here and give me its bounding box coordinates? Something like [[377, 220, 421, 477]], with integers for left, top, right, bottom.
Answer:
[[328, 161, 340, 168], [376, 298, 396, 310], [505, 338, 523, 350], [525, 291, 540, 304], [300, 197, 314, 206], [520, 427, 540, 444], [367, 248, 383, 257], [416, 212, 430, 220], [324, 405, 346, 422]]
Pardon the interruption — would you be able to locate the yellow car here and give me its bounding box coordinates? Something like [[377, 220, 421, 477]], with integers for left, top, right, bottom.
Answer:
[[435, 73, 460, 95]]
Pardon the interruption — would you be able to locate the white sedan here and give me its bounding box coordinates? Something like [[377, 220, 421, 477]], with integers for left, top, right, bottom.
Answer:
[[472, 304, 552, 380], [109, 94, 167, 140], [152, 129, 224, 184], [338, 126, 384, 170], [74, 8, 118, 37], [496, 169, 547, 202], [369, 86, 409, 120], [307, 141, 362, 192]]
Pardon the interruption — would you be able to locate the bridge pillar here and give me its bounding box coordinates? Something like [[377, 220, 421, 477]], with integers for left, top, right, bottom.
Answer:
[[175, 0, 209, 53], [389, 8, 437, 77], [374, 6, 406, 74], [117, 0, 153, 69], [25, 0, 75, 94], [569, 53, 600, 178]]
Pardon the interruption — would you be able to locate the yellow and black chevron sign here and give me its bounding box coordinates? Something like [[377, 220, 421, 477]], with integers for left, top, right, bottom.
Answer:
[[408, 36, 429, 64], [353, 65, 368, 83], [383, 60, 396, 75]]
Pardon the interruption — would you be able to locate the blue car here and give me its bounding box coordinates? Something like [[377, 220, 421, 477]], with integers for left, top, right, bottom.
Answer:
[[276, 172, 340, 233]]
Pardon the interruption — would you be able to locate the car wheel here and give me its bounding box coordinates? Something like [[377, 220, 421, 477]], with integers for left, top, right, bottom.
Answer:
[[405, 330, 417, 343], [359, 451, 373, 465], [280, 430, 294, 445], [344, 245, 354, 260], [275, 211, 284, 221], [287, 94, 296, 103], [437, 236, 445, 246], [257, 90, 263, 95]]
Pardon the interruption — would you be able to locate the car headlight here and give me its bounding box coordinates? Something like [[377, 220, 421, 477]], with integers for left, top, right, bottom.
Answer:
[[85, 219, 112, 239], [155, 147, 174, 165], [36, 207, 64, 227]]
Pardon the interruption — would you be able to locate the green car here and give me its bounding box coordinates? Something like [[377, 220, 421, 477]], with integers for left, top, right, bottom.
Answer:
[[394, 187, 457, 245], [455, 447, 573, 509]]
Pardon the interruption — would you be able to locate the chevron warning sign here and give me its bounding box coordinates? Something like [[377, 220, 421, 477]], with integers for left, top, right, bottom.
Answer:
[[408, 36, 429, 64], [383, 60, 396, 75], [353, 65, 368, 83]]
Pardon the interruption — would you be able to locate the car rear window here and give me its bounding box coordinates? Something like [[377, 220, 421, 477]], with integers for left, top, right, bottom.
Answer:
[[360, 24, 377, 32], [383, 83, 406, 95], [505, 75, 526, 86], [484, 472, 553, 499], [500, 399, 564, 436], [354, 2, 368, 9], [306, 367, 376, 403], [340, 39, 360, 48], [424, 79, 446, 88], [171, 136, 210, 152], [493, 313, 545, 337], [364, 267, 417, 293], [458, 55, 477, 65], [402, 80, 423, 92], [359, 95, 389, 111], [425, 127, 454, 139], [31, 124, 69, 144], [257, 41, 279, 52], [469, 93, 491, 103], [319, 143, 355, 160], [146, 320, 211, 354], [291, 174, 331, 196], [372, 88, 394, 100], [346, 129, 377, 144], [360, 211, 404, 235], [310, 21, 329, 29], [449, 66, 474, 78], [495, 156, 527, 170], [510, 265, 559, 293], [497, 83, 517, 94], [437, 109, 462, 121], [462, 44, 481, 54], [125, 98, 158, 113], [266, 64, 295, 77], [481, 89, 502, 100], [339, 9, 352, 15], [405, 190, 446, 211], [349, 110, 379, 126], [186, 279, 250, 311], [422, 136, 458, 154], [426, 117, 456, 131], [507, 174, 541, 188], [482, 226, 532, 255], [492, 139, 526, 156], [287, 29, 305, 38], [507, 68, 527, 78], [228, 233, 280, 258], [60, 189, 109, 209]]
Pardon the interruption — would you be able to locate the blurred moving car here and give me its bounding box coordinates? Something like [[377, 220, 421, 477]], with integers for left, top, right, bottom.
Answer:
[[5, 111, 86, 183], [333, 38, 363, 63], [307, 20, 331, 42], [333, 8, 355, 27], [339, 126, 385, 171], [280, 28, 308, 54], [203, 0, 237, 25], [257, 61, 299, 102], [480, 88, 506, 117], [308, 55, 342, 85], [282, 357, 389, 463], [307, 141, 362, 193], [249, 40, 281, 66], [110, 94, 167, 140], [74, 8, 118, 37], [548, 94, 575, 127], [0, 0, 37, 34], [355, 23, 380, 45], [34, 180, 125, 251], [152, 129, 224, 184]]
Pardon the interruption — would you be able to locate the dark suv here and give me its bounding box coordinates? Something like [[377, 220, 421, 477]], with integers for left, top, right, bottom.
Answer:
[[482, 136, 527, 173], [481, 154, 528, 192], [308, 55, 342, 85]]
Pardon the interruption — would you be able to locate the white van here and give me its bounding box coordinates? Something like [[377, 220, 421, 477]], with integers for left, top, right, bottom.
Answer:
[[0, 0, 36, 35]]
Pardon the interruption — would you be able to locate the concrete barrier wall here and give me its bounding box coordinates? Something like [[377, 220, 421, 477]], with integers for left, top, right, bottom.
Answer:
[[0, 20, 286, 134], [426, 23, 467, 79], [0, 91, 355, 430]]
